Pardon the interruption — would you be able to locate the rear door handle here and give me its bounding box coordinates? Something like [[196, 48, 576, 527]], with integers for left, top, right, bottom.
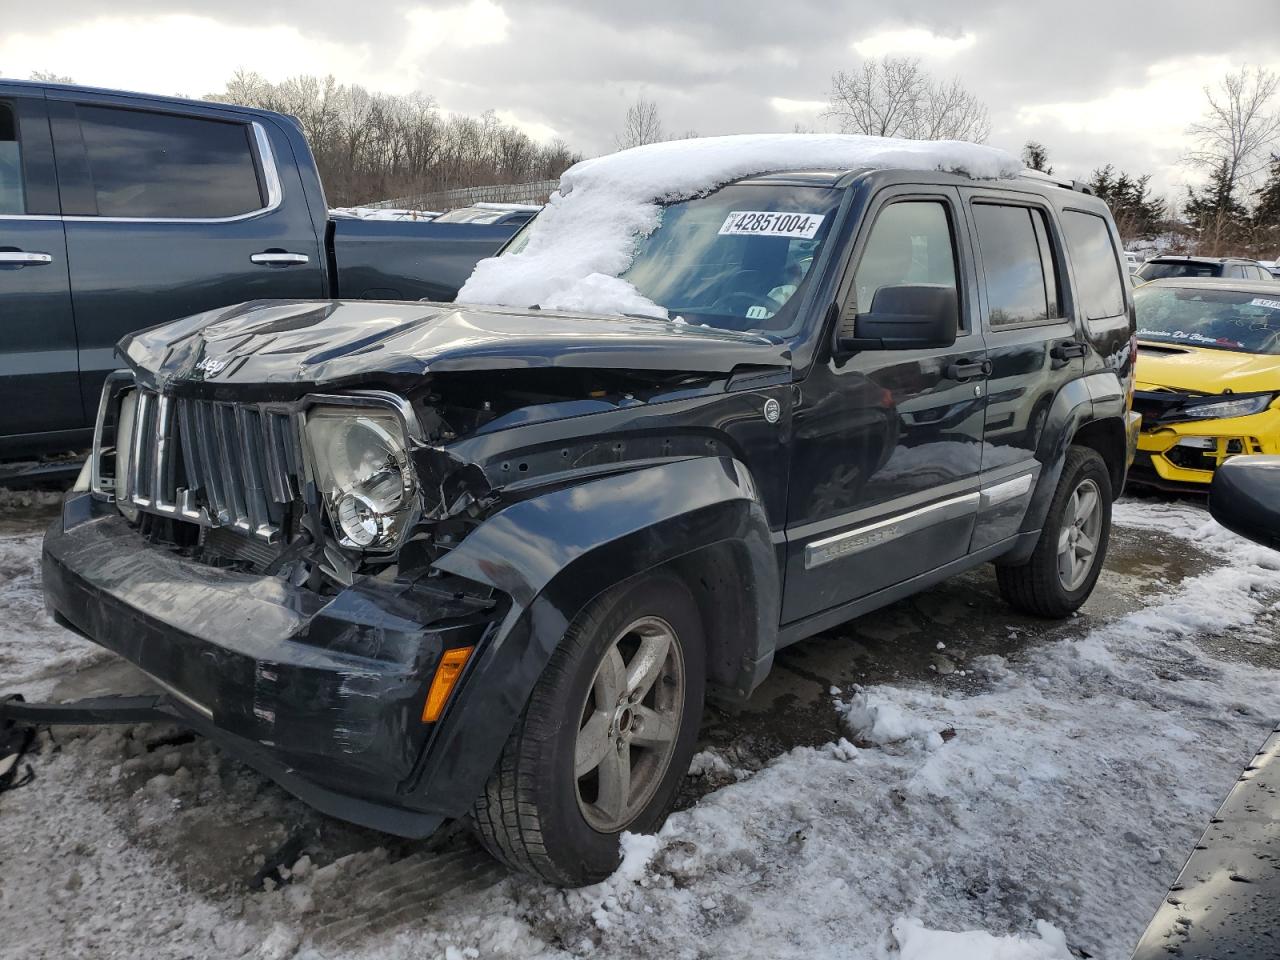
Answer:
[[0, 251, 53, 266], [946, 359, 992, 380], [1051, 341, 1087, 360], [250, 252, 310, 266]]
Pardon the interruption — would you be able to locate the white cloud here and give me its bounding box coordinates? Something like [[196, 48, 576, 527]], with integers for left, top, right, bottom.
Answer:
[[402, 0, 510, 52], [0, 15, 377, 96], [494, 109, 559, 143], [769, 97, 827, 115], [1015, 54, 1280, 194], [852, 28, 976, 59], [0, 3, 513, 99]]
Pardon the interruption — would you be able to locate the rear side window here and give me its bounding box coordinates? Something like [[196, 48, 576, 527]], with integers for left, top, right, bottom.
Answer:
[[76, 106, 264, 219], [0, 103, 23, 215], [1137, 261, 1221, 280], [1061, 210, 1126, 319], [853, 200, 958, 315], [972, 203, 1060, 327]]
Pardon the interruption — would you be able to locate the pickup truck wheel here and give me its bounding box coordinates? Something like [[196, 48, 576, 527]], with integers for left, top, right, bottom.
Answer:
[[996, 446, 1112, 618], [469, 571, 705, 886]]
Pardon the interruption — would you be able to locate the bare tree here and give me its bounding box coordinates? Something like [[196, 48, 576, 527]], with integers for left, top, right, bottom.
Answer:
[[1186, 65, 1280, 194], [615, 95, 665, 149], [28, 70, 74, 83], [207, 73, 580, 206], [824, 56, 991, 142]]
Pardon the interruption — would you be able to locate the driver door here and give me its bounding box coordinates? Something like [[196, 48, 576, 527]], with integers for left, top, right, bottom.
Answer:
[[782, 188, 987, 626]]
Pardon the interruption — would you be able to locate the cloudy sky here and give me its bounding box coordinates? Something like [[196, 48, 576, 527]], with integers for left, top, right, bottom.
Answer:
[[4, 0, 1279, 201]]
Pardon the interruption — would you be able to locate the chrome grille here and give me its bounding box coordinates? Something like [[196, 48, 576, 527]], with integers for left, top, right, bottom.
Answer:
[[120, 388, 304, 541]]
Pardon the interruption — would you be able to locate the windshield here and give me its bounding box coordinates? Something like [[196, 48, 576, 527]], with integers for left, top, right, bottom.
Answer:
[[1135, 284, 1280, 354], [608, 184, 838, 334], [1137, 260, 1222, 280]]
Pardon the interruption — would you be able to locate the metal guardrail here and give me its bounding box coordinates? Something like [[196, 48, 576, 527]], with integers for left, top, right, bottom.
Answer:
[[366, 179, 560, 212]]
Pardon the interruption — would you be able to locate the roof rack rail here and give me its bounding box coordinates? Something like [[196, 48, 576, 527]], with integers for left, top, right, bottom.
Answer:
[[1018, 169, 1095, 195]]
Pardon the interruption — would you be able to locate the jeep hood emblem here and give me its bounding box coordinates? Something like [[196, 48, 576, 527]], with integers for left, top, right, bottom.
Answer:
[[195, 356, 228, 376]]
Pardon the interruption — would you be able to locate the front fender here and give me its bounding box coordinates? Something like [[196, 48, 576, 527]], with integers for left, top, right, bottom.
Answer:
[[410, 456, 779, 817]]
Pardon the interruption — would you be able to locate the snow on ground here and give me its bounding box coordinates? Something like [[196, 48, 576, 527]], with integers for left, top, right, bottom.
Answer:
[[1, 497, 1278, 959], [329, 207, 440, 221], [457, 133, 1020, 318]]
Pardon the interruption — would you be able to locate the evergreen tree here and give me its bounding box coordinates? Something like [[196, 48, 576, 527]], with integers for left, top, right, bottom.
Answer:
[[1253, 155, 1280, 231], [1087, 165, 1166, 240], [1184, 159, 1249, 233], [1021, 140, 1052, 174]]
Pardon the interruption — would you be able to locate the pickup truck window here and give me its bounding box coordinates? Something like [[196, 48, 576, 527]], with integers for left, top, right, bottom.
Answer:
[[1061, 210, 1126, 320], [74, 106, 264, 219], [0, 103, 23, 214], [853, 200, 958, 317], [620, 184, 843, 335], [974, 203, 1060, 327]]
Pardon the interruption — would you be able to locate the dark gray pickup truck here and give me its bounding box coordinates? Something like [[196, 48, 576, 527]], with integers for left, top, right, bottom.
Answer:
[[0, 80, 522, 461]]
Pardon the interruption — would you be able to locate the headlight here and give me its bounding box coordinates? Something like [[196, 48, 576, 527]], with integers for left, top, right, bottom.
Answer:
[[1180, 394, 1274, 421], [304, 406, 417, 551]]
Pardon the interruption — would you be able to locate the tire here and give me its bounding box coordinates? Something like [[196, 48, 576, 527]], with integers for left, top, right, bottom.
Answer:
[[469, 570, 706, 886], [997, 446, 1112, 618]]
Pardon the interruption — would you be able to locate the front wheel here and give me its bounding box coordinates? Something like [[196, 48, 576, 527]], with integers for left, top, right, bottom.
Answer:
[[997, 446, 1112, 618], [470, 571, 705, 886]]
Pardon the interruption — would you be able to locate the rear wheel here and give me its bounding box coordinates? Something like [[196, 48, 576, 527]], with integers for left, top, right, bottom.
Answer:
[[470, 571, 705, 886], [997, 446, 1112, 618]]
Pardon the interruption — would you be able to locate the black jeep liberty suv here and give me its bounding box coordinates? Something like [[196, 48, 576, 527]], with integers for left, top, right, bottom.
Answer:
[[25, 158, 1138, 886]]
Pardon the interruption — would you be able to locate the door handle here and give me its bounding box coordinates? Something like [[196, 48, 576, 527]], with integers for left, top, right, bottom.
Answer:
[[1050, 341, 1087, 361], [250, 252, 310, 266], [946, 359, 992, 380], [0, 251, 53, 266]]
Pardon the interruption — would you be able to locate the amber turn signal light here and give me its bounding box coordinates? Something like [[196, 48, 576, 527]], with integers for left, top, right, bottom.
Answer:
[[421, 646, 475, 722]]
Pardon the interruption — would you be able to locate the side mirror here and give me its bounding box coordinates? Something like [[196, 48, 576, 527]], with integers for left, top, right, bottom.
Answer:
[[837, 284, 958, 353], [1208, 455, 1280, 549]]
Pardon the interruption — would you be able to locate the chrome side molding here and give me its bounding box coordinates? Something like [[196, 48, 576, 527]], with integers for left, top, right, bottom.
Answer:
[[804, 491, 980, 570]]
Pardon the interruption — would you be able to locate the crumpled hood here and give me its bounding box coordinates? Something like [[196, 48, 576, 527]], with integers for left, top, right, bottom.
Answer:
[[1135, 340, 1280, 395], [120, 299, 790, 394]]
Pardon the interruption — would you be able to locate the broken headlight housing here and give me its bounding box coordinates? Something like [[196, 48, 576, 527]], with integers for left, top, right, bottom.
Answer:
[[305, 406, 418, 551]]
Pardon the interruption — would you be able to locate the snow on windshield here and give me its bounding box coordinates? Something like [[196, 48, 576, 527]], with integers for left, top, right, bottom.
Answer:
[[457, 133, 1020, 319]]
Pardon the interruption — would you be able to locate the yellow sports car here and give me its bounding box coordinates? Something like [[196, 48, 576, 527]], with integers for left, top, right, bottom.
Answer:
[[1130, 277, 1280, 491]]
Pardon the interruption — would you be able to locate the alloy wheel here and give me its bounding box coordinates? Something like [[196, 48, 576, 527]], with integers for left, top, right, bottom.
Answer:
[[1057, 477, 1103, 591], [574, 615, 685, 833]]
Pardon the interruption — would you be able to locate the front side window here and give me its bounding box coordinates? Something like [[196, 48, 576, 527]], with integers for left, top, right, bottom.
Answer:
[[852, 200, 958, 315], [1135, 284, 1280, 355], [0, 103, 24, 215], [1061, 210, 1126, 319], [973, 203, 1060, 327], [76, 106, 264, 218]]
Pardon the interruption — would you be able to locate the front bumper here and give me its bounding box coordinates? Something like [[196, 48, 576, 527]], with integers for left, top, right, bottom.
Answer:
[[1130, 407, 1280, 488], [37, 493, 497, 837]]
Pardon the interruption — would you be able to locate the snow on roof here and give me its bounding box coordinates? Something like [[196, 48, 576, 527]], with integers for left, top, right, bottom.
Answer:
[[457, 133, 1019, 318]]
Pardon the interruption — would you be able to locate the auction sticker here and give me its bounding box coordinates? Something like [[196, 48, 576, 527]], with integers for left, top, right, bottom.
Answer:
[[1250, 297, 1280, 311], [719, 211, 825, 239]]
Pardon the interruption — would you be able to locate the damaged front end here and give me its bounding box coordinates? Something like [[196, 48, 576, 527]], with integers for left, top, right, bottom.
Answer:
[[1131, 388, 1280, 488], [39, 320, 776, 835]]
